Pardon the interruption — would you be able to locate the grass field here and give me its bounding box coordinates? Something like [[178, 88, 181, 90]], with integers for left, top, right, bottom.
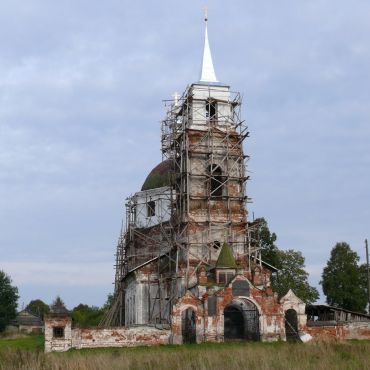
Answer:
[[1, 335, 370, 370]]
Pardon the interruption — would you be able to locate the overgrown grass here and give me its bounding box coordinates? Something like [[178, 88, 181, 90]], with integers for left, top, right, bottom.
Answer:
[[0, 334, 44, 350], [0, 337, 370, 370]]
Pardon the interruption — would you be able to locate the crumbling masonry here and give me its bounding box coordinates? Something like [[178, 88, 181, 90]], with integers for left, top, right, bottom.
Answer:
[[44, 16, 370, 352], [99, 18, 307, 342]]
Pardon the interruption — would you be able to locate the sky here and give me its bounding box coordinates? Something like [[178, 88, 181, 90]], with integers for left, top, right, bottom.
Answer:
[[0, 0, 369, 310]]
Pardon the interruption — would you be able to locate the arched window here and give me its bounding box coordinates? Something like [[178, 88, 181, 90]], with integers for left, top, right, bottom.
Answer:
[[147, 200, 155, 217], [205, 100, 217, 121], [209, 164, 223, 198]]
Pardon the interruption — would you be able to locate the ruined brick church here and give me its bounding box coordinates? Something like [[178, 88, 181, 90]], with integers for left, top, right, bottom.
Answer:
[[99, 15, 307, 343], [44, 15, 370, 352]]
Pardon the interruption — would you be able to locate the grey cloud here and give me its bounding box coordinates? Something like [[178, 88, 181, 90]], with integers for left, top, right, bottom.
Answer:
[[1, 0, 369, 307]]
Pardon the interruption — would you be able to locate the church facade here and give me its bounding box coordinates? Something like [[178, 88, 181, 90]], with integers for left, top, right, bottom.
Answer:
[[44, 16, 370, 352], [100, 15, 307, 344], [44, 16, 370, 353]]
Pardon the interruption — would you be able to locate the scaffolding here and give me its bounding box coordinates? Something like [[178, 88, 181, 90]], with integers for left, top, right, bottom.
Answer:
[[100, 84, 263, 327]]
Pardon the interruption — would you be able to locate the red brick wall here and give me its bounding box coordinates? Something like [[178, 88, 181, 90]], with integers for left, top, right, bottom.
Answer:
[[72, 327, 170, 349], [306, 322, 370, 341]]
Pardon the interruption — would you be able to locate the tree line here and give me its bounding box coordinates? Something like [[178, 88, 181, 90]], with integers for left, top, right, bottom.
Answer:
[[1, 218, 369, 332], [0, 275, 113, 332], [22, 295, 113, 327], [255, 217, 368, 312]]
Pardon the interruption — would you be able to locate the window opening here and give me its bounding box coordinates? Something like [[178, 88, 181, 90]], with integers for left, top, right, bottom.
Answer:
[[53, 326, 65, 338], [213, 241, 221, 250], [147, 200, 155, 217], [218, 271, 234, 285], [209, 164, 223, 198], [205, 100, 217, 120]]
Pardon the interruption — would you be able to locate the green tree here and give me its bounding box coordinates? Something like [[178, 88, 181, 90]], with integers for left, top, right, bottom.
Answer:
[[0, 270, 19, 332], [71, 304, 104, 327], [50, 296, 68, 313], [251, 217, 279, 267], [102, 293, 114, 311], [359, 263, 369, 307], [321, 242, 367, 312], [26, 299, 50, 319], [272, 249, 319, 304]]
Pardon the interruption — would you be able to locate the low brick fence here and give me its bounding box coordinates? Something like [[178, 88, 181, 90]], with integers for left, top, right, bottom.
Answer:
[[72, 326, 170, 350], [306, 321, 370, 341], [45, 314, 170, 353]]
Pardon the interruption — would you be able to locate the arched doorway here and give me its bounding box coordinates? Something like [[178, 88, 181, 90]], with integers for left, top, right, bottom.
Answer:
[[285, 309, 299, 341], [224, 300, 260, 341], [224, 306, 244, 340], [182, 308, 196, 344]]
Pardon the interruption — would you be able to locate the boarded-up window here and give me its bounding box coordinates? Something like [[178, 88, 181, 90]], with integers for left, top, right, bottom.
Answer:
[[208, 296, 217, 316], [232, 280, 250, 297], [218, 272, 226, 284]]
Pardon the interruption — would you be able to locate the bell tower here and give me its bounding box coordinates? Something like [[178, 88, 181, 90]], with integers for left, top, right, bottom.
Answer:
[[161, 14, 255, 289], [104, 12, 264, 328]]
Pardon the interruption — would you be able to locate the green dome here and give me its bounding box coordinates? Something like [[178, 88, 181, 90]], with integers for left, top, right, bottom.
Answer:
[[141, 160, 173, 191]]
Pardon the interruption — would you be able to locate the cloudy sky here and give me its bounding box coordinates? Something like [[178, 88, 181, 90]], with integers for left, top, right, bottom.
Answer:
[[1, 0, 369, 309]]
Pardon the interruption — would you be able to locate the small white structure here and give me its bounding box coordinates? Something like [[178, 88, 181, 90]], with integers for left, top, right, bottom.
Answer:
[[280, 289, 308, 341]]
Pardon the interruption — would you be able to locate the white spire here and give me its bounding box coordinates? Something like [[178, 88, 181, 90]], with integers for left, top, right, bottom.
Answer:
[[199, 9, 218, 83]]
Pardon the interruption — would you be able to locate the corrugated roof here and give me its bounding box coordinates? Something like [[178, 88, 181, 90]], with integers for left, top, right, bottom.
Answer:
[[307, 304, 370, 319], [16, 309, 43, 326]]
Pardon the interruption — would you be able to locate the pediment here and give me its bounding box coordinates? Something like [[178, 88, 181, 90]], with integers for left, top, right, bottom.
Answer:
[[280, 289, 304, 304]]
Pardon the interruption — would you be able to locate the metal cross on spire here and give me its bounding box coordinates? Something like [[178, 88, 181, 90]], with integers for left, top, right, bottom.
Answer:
[[199, 7, 218, 83]]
